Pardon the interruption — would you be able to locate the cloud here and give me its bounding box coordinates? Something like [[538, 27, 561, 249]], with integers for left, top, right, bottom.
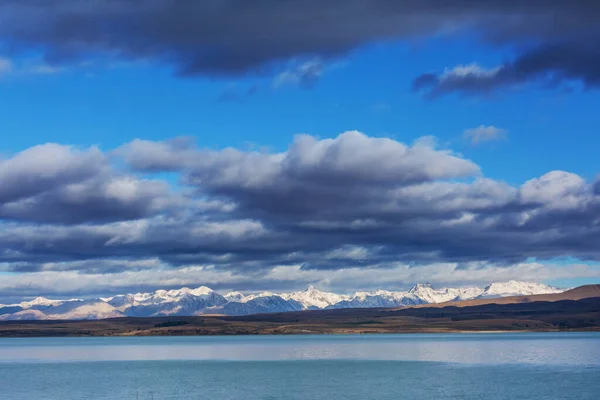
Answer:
[[0, 144, 106, 204], [520, 171, 587, 210], [1, 260, 599, 299], [122, 131, 479, 186], [114, 137, 198, 172], [0, 57, 66, 77], [272, 59, 324, 89], [0, 0, 597, 94], [0, 176, 175, 224], [464, 125, 507, 145], [2, 258, 162, 274], [1, 132, 600, 298], [413, 42, 600, 97], [0, 143, 179, 224], [413, 64, 505, 97], [113, 132, 600, 268]]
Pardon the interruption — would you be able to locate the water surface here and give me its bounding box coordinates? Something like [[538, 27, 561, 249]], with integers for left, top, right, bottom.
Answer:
[[1, 333, 598, 399]]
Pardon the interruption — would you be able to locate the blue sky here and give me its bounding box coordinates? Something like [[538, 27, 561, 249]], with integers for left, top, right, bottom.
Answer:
[[0, 1, 599, 299], [3, 41, 598, 185]]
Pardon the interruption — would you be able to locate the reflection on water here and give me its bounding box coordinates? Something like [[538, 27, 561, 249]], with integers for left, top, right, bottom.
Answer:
[[1, 332, 599, 365]]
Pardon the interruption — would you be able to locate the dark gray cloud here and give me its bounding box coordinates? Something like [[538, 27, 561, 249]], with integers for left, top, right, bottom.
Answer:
[[1, 0, 598, 93], [0, 176, 174, 224], [413, 42, 600, 97], [117, 133, 600, 265], [1, 133, 599, 299], [593, 177, 600, 195], [0, 143, 106, 204], [3, 258, 162, 274], [6, 133, 596, 268], [0, 143, 180, 224]]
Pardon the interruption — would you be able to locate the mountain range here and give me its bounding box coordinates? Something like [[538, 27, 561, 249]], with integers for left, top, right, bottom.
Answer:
[[0, 281, 564, 321]]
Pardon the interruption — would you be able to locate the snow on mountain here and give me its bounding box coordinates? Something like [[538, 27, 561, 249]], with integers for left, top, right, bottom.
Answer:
[[407, 283, 485, 303], [105, 286, 228, 317], [106, 294, 138, 311], [46, 300, 124, 320], [0, 281, 568, 320], [281, 286, 350, 309], [481, 280, 563, 298], [224, 291, 248, 303], [212, 295, 304, 316], [0, 300, 124, 321], [18, 297, 66, 308], [0, 305, 23, 317], [0, 309, 47, 321], [330, 289, 426, 309], [330, 290, 407, 309], [138, 286, 216, 303], [245, 291, 277, 301], [328, 284, 486, 309], [119, 289, 228, 317], [0, 296, 73, 310]]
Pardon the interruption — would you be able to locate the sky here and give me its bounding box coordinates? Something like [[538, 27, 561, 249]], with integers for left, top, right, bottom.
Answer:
[[0, 1, 599, 301]]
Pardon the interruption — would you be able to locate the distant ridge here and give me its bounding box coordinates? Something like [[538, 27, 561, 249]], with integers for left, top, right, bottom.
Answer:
[[1, 287, 599, 337], [407, 284, 600, 309], [0, 280, 567, 320]]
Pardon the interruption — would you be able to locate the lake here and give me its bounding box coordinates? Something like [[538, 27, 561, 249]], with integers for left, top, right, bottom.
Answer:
[[1, 333, 599, 399]]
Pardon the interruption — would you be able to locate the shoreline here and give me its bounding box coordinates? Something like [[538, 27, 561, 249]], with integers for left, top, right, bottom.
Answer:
[[1, 325, 598, 338]]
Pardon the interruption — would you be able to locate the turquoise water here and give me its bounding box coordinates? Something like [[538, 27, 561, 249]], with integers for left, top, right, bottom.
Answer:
[[1, 333, 599, 399]]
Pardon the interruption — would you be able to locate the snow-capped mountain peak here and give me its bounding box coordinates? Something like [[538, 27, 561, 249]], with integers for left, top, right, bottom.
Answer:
[[189, 286, 215, 296], [482, 280, 563, 297], [406, 283, 488, 304], [19, 297, 66, 309], [246, 291, 277, 301], [409, 283, 432, 292], [225, 291, 248, 303], [0, 280, 568, 320], [281, 286, 349, 309]]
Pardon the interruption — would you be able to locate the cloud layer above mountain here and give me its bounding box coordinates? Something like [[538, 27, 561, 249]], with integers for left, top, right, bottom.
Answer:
[[1, 131, 599, 299], [0, 1, 598, 94]]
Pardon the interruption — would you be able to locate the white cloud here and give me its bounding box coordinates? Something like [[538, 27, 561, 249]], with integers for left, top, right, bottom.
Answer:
[[441, 63, 501, 80], [464, 125, 507, 145], [2, 260, 597, 298], [520, 171, 588, 209]]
